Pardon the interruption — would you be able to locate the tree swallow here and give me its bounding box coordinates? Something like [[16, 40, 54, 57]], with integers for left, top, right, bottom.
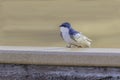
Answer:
[[59, 22, 92, 48]]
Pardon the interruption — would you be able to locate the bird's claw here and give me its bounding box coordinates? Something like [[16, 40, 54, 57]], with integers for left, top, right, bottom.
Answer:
[[66, 44, 82, 48], [66, 44, 72, 48]]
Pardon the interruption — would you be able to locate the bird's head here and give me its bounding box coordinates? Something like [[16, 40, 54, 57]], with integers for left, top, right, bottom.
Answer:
[[59, 22, 71, 29]]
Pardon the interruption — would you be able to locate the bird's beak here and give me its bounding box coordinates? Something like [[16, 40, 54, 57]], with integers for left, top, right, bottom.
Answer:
[[59, 25, 62, 27]]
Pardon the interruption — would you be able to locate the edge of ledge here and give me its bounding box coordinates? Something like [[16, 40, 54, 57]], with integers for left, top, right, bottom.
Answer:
[[0, 46, 120, 67]]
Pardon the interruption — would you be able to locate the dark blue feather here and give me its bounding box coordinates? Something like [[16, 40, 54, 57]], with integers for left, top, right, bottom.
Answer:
[[69, 28, 80, 42], [69, 28, 79, 35]]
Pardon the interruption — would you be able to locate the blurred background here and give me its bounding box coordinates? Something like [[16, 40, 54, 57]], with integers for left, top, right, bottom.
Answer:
[[0, 0, 120, 48]]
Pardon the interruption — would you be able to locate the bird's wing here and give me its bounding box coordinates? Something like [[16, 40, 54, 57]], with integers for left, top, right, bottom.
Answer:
[[70, 33, 92, 42], [70, 33, 81, 42], [69, 28, 80, 42], [81, 33, 92, 42]]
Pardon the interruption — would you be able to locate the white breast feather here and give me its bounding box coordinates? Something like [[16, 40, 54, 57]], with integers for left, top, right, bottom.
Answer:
[[60, 27, 75, 44]]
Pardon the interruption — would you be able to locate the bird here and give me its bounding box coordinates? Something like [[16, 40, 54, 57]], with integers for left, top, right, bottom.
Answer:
[[59, 22, 92, 48]]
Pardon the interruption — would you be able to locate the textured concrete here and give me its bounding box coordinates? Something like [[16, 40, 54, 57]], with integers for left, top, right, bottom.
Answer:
[[0, 64, 120, 80], [0, 46, 120, 67]]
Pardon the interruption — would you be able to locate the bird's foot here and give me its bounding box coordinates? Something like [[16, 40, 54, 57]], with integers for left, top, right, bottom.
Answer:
[[66, 44, 72, 48], [66, 44, 82, 48], [73, 45, 82, 48], [77, 46, 82, 48]]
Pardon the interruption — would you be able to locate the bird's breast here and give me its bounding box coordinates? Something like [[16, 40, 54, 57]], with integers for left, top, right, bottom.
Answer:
[[60, 27, 74, 43]]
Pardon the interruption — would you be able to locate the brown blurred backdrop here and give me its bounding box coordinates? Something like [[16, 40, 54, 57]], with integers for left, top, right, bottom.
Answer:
[[0, 0, 120, 48]]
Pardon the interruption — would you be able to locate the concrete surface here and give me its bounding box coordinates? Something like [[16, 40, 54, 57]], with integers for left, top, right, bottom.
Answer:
[[0, 46, 120, 80], [0, 64, 120, 80], [0, 46, 120, 67]]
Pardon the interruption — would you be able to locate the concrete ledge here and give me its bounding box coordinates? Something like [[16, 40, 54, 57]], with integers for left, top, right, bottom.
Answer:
[[0, 46, 120, 66]]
